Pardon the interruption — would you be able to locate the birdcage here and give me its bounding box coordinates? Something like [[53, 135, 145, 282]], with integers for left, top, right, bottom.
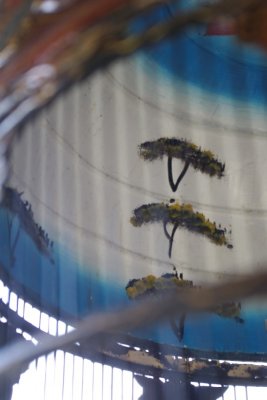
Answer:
[[1, 0, 267, 399]]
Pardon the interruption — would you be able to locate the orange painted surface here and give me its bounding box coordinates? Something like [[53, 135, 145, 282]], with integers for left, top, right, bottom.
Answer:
[[0, 0, 131, 88], [236, 4, 267, 50]]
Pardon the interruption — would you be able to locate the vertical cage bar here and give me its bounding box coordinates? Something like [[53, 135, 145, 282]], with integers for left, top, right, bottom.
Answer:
[[234, 386, 237, 400], [121, 368, 123, 400], [245, 386, 248, 400], [60, 324, 68, 400], [71, 354, 75, 400], [111, 367, 114, 400], [222, 384, 225, 400], [43, 355, 48, 400], [80, 359, 85, 400], [91, 362, 95, 400], [102, 363, 104, 400], [132, 372, 134, 400]]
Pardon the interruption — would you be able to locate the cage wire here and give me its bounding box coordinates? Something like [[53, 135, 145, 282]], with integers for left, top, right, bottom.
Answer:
[[1, 0, 267, 399]]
